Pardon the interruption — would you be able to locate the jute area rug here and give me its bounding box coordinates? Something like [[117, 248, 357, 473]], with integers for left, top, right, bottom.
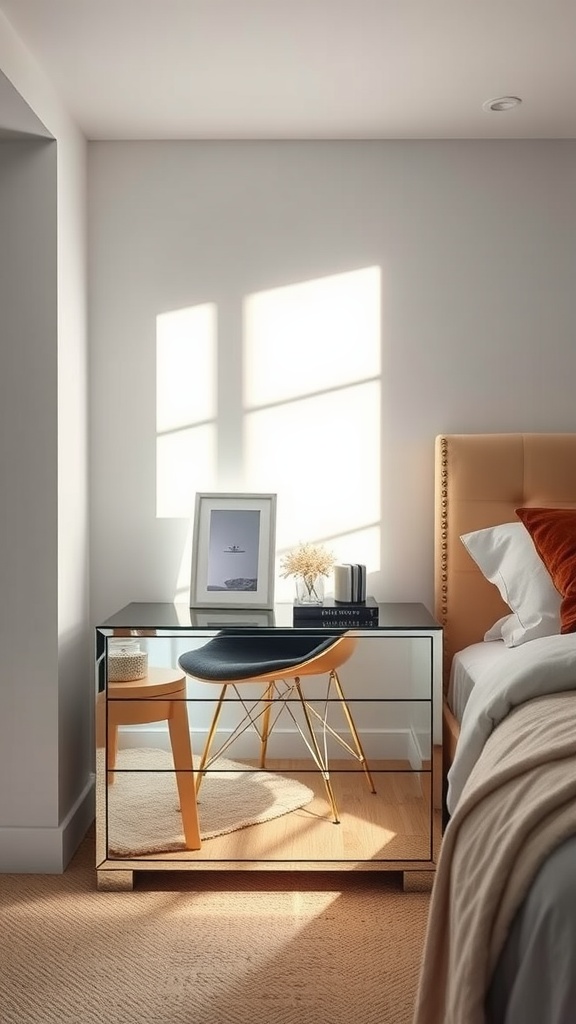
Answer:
[[0, 827, 431, 1024], [106, 748, 315, 856]]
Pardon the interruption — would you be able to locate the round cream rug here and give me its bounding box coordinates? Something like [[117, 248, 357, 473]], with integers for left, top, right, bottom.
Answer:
[[105, 748, 314, 856]]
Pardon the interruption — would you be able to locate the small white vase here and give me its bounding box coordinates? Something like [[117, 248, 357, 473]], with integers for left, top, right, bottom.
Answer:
[[295, 574, 325, 605]]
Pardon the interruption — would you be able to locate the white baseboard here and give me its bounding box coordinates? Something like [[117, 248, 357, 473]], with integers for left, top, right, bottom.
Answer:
[[117, 725, 419, 762], [0, 773, 95, 874]]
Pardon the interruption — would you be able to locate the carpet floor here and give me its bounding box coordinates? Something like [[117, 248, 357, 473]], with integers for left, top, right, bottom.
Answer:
[[0, 826, 430, 1024]]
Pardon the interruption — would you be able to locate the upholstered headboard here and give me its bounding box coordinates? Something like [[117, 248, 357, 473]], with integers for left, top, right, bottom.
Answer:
[[434, 433, 576, 693]]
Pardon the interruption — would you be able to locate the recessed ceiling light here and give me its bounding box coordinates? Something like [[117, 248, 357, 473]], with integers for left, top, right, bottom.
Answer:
[[482, 96, 522, 113]]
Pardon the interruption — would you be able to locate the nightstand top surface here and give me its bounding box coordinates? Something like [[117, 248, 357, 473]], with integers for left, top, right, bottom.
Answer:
[[98, 601, 441, 632]]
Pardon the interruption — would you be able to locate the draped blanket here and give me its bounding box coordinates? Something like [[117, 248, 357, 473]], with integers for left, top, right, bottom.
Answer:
[[413, 690, 576, 1024]]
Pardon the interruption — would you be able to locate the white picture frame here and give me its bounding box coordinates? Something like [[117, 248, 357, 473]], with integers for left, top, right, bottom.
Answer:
[[190, 492, 277, 609]]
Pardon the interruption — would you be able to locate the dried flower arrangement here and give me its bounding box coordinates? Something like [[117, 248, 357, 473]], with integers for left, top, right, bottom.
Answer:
[[280, 542, 335, 602]]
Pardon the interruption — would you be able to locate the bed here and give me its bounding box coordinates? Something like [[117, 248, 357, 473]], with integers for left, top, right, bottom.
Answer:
[[414, 433, 576, 1024]]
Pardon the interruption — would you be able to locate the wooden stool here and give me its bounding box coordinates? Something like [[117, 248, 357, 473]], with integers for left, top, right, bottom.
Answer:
[[107, 667, 201, 851]]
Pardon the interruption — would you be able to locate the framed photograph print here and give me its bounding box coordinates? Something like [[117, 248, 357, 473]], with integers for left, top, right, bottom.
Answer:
[[190, 493, 277, 609]]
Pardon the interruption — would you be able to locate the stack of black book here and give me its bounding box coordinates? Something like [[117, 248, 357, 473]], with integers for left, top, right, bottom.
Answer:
[[292, 596, 380, 628]]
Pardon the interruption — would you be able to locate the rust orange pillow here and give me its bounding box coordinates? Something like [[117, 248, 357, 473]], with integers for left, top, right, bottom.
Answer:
[[516, 507, 576, 634]]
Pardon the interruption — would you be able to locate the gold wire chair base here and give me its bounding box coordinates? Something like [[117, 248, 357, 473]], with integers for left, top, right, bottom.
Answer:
[[196, 669, 376, 824]]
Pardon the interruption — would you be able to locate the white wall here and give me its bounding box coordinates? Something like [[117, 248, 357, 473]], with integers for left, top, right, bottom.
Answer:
[[0, 11, 90, 871], [89, 140, 576, 625], [0, 138, 59, 823]]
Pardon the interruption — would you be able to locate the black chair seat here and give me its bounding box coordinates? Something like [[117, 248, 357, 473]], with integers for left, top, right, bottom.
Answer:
[[178, 632, 339, 681]]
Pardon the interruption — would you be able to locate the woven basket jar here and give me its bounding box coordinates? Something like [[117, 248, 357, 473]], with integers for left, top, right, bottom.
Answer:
[[108, 639, 148, 681]]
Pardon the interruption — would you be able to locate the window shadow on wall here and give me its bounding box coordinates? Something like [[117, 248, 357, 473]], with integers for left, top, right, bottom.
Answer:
[[155, 266, 381, 602]]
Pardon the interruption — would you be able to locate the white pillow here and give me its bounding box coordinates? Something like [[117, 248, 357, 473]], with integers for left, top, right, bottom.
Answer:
[[483, 613, 516, 642], [460, 521, 561, 647]]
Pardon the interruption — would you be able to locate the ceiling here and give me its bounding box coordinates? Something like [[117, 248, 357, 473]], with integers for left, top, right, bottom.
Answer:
[[1, 0, 575, 140]]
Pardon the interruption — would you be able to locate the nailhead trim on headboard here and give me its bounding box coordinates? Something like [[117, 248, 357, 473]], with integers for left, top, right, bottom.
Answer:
[[439, 436, 448, 627], [438, 436, 450, 684]]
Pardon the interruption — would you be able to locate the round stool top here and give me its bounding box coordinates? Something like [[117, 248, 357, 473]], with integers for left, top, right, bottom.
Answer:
[[108, 666, 186, 699]]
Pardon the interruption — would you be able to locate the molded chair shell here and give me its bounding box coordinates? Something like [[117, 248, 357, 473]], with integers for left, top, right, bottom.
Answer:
[[178, 632, 375, 823]]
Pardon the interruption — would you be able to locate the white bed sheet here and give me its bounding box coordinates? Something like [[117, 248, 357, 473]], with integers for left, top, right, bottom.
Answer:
[[447, 632, 576, 814], [448, 640, 511, 722]]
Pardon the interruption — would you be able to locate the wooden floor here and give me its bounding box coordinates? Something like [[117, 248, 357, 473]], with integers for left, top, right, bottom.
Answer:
[[102, 757, 441, 871]]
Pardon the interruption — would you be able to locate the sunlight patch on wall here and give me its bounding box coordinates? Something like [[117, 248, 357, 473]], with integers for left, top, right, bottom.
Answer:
[[243, 266, 382, 595], [245, 382, 380, 543], [244, 266, 381, 407], [165, 267, 382, 602], [174, 520, 194, 603], [156, 304, 217, 518]]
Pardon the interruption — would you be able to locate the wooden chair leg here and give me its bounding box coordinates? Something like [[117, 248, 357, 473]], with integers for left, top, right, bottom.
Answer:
[[168, 699, 201, 850], [95, 690, 106, 749], [259, 682, 274, 768], [107, 720, 119, 784]]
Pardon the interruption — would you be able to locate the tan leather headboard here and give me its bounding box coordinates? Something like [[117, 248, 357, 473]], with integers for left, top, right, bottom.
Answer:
[[434, 433, 576, 692]]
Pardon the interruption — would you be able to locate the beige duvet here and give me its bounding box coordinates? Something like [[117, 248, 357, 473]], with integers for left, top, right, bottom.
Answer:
[[413, 691, 576, 1024]]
